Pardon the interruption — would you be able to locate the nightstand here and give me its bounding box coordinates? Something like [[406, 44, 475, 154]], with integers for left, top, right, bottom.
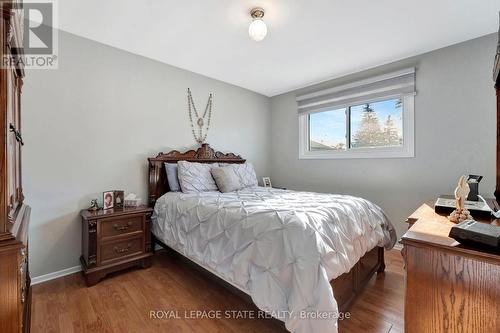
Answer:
[[80, 206, 153, 286]]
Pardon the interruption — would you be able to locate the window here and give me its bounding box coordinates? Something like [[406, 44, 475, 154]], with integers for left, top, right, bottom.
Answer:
[[298, 68, 415, 159], [350, 99, 402, 148], [309, 108, 347, 151]]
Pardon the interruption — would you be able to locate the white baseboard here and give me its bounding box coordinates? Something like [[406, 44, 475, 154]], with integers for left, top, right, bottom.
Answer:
[[31, 265, 82, 285], [393, 243, 403, 251], [31, 246, 163, 285]]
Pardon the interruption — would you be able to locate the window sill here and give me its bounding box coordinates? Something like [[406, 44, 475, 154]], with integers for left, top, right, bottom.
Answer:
[[299, 147, 414, 159]]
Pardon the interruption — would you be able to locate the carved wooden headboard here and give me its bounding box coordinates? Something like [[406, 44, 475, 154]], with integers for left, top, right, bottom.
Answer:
[[148, 143, 246, 207]]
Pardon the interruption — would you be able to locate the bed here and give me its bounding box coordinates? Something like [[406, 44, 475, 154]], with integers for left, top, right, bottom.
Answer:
[[148, 144, 396, 333]]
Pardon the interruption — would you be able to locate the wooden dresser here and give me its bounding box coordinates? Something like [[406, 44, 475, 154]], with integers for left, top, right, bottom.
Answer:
[[401, 203, 499, 333], [0, 1, 31, 332], [80, 206, 153, 286]]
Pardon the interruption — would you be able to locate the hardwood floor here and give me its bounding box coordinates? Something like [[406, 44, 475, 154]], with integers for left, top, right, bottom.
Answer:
[[31, 249, 404, 333]]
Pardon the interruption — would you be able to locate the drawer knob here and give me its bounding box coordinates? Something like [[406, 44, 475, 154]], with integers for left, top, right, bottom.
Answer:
[[113, 221, 133, 231], [114, 244, 132, 254]]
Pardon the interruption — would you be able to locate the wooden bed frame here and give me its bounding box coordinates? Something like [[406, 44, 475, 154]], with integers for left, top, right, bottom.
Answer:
[[147, 143, 385, 312]]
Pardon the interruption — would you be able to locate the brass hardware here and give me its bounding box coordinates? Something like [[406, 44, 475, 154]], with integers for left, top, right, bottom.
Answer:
[[113, 221, 133, 231], [250, 7, 265, 19], [114, 244, 132, 254]]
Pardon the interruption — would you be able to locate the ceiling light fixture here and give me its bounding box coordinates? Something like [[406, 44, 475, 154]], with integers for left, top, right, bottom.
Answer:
[[248, 8, 267, 42]]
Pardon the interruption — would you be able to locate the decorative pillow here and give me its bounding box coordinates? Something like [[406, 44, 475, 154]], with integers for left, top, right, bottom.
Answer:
[[211, 167, 243, 193], [164, 163, 181, 192], [219, 163, 258, 188], [177, 161, 219, 193]]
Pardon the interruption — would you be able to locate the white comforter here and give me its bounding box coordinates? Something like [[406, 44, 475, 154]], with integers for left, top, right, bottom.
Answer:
[[152, 187, 396, 333]]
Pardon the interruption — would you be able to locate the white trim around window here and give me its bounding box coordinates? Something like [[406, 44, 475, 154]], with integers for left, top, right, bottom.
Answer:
[[299, 94, 415, 159]]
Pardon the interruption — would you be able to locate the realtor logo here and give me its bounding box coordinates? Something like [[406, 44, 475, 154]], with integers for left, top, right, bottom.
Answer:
[[23, 2, 53, 54], [2, 1, 58, 69]]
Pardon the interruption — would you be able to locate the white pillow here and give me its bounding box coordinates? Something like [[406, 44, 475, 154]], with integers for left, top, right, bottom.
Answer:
[[177, 161, 219, 193], [219, 163, 258, 188]]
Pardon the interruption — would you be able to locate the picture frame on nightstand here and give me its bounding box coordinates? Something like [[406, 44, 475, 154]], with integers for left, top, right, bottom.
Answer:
[[262, 177, 272, 188], [113, 190, 125, 207], [103, 191, 114, 209]]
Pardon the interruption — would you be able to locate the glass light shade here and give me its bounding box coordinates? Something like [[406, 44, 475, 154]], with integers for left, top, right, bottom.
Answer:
[[248, 19, 267, 41]]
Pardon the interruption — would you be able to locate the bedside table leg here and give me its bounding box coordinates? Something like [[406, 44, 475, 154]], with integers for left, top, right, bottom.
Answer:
[[141, 256, 152, 269], [151, 233, 157, 254], [376, 247, 386, 273], [84, 271, 104, 287]]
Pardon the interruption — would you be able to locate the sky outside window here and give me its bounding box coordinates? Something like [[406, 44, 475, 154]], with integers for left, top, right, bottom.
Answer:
[[309, 108, 346, 150], [308, 98, 403, 151]]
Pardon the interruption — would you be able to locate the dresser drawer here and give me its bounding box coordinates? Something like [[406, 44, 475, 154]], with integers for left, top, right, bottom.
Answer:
[[100, 214, 144, 239], [99, 236, 143, 265]]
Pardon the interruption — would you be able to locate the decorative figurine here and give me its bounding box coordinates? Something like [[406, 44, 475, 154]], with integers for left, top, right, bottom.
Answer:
[[87, 199, 100, 211], [448, 175, 473, 223]]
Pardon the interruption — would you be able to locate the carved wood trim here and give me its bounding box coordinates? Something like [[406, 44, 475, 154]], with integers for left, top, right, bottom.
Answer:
[[147, 144, 246, 207], [87, 220, 97, 266], [150, 143, 244, 163]]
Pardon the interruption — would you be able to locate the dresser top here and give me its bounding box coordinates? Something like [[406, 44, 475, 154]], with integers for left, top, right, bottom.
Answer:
[[401, 203, 499, 262], [81, 205, 153, 220]]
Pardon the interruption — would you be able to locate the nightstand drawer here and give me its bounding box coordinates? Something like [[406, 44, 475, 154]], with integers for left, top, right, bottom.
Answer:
[[100, 215, 143, 239], [100, 236, 143, 264]]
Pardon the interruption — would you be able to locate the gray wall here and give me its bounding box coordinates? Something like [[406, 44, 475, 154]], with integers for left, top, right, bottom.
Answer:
[[23, 31, 271, 277], [270, 34, 497, 239], [23, 30, 497, 278]]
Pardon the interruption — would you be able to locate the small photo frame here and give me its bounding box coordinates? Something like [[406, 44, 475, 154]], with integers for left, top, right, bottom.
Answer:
[[103, 191, 114, 210], [113, 190, 125, 207], [262, 177, 272, 188]]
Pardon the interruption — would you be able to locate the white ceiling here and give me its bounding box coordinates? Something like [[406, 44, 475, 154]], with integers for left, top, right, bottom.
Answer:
[[58, 0, 500, 97]]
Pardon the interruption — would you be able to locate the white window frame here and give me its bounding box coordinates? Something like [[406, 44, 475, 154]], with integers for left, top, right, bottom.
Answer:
[[299, 94, 414, 159]]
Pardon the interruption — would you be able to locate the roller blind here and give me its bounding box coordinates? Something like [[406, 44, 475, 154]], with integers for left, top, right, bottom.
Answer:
[[296, 68, 416, 115]]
